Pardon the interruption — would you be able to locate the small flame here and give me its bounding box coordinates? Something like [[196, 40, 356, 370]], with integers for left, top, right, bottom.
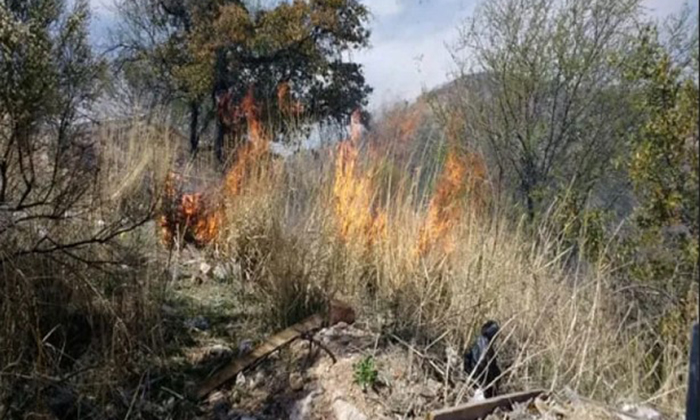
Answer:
[[277, 81, 304, 118], [159, 178, 223, 246]]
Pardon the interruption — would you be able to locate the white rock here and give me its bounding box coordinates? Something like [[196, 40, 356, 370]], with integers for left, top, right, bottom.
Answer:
[[290, 387, 323, 420], [235, 373, 246, 387], [471, 388, 486, 402], [617, 404, 662, 420], [238, 339, 253, 355], [200, 261, 212, 275], [332, 399, 367, 420], [213, 264, 228, 280]]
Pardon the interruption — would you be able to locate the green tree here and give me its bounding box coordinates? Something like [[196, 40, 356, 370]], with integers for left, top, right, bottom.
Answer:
[[621, 23, 698, 304], [114, 0, 372, 159], [1, 0, 104, 205], [452, 0, 641, 221]]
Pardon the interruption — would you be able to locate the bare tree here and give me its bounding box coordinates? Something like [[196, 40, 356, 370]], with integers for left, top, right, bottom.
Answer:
[[451, 0, 643, 221]]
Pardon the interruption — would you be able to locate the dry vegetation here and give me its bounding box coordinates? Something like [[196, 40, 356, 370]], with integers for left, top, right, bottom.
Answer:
[[0, 91, 694, 419], [3, 11, 699, 420]]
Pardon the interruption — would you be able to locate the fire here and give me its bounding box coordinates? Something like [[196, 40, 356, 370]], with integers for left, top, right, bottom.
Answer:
[[159, 174, 223, 246], [160, 87, 271, 246], [332, 109, 386, 247], [224, 87, 270, 196], [277, 82, 304, 118], [416, 148, 488, 256]]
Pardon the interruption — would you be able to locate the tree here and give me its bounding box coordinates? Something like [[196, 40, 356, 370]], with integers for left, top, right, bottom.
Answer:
[[0, 0, 153, 262], [114, 0, 372, 159], [1, 0, 104, 206], [452, 0, 642, 221], [620, 22, 698, 307]]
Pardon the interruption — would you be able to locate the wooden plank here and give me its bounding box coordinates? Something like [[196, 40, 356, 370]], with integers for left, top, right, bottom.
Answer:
[[195, 313, 325, 399], [426, 389, 546, 420]]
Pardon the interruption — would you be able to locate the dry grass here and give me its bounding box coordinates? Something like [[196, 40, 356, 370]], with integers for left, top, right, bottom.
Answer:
[[206, 112, 691, 417], [0, 118, 179, 416], [0, 107, 692, 418]]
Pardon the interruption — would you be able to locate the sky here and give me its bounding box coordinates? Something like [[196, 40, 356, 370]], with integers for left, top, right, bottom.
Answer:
[[87, 0, 695, 109]]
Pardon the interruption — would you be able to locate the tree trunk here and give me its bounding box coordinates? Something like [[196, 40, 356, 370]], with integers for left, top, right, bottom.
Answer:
[[189, 101, 200, 155], [215, 119, 225, 163]]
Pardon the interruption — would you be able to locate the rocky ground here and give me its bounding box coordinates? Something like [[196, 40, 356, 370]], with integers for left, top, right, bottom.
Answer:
[[135, 247, 666, 420]]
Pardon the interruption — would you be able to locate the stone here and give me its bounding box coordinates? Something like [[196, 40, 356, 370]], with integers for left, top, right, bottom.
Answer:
[[200, 261, 212, 275], [207, 344, 233, 359], [289, 372, 304, 392], [332, 399, 367, 420], [290, 387, 323, 420], [185, 316, 210, 331], [329, 300, 356, 325], [238, 339, 253, 355], [617, 404, 662, 420], [213, 264, 228, 280], [235, 373, 246, 387]]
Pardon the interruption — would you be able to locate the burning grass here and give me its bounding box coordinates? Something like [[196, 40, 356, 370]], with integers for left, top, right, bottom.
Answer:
[[331, 111, 387, 249], [3, 100, 689, 418], [160, 87, 272, 247], [417, 147, 489, 256]]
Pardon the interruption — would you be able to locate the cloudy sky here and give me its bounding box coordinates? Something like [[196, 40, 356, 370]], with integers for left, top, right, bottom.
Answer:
[[88, 0, 695, 109]]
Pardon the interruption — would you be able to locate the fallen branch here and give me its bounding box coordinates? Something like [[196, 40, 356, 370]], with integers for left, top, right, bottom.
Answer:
[[195, 300, 355, 399], [426, 389, 546, 420]]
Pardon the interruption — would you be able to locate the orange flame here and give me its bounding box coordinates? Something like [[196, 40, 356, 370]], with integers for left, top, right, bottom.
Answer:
[[159, 175, 223, 246], [224, 87, 270, 196], [160, 87, 271, 246], [332, 109, 386, 247], [277, 81, 304, 118], [416, 148, 488, 256]]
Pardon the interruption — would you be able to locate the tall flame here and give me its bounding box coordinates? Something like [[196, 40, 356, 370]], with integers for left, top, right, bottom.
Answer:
[[224, 87, 270, 196], [416, 148, 488, 256], [332, 109, 386, 247]]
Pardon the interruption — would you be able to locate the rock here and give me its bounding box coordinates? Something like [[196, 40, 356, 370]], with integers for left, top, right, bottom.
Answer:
[[470, 388, 486, 402], [332, 399, 367, 420], [207, 344, 233, 359], [213, 264, 228, 280], [289, 372, 304, 391], [250, 371, 266, 389], [290, 387, 323, 420], [235, 373, 246, 387], [329, 300, 356, 325], [420, 379, 441, 399], [617, 404, 662, 420], [238, 339, 253, 355], [200, 261, 212, 275], [185, 316, 210, 331]]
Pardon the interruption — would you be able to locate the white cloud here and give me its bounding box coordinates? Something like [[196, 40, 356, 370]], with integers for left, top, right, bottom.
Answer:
[[357, 0, 694, 108], [366, 0, 403, 18], [642, 0, 694, 19]]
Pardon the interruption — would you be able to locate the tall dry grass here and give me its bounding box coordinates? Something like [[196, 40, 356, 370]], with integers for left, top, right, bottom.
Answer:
[[0, 118, 179, 416], [209, 109, 691, 416]]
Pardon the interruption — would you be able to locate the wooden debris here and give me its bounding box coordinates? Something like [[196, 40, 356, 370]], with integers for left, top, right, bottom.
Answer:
[[426, 389, 546, 420], [195, 300, 355, 399]]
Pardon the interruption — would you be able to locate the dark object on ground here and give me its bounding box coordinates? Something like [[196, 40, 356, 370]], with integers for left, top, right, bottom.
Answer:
[[426, 389, 546, 420], [44, 384, 104, 420], [464, 320, 501, 398], [688, 323, 699, 420], [195, 300, 355, 399]]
